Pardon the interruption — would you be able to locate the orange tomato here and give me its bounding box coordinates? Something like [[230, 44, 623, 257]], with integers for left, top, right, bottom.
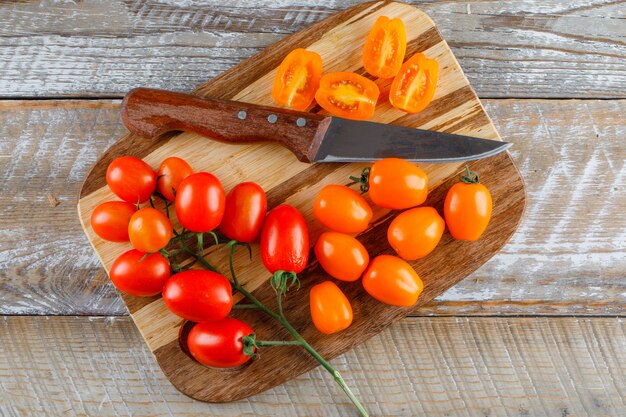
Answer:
[[313, 184, 373, 234], [390, 53, 439, 114], [310, 281, 353, 334], [444, 168, 492, 241], [362, 255, 423, 307], [128, 207, 173, 253], [315, 232, 369, 282], [388, 207, 444, 260], [368, 158, 428, 209], [272, 48, 323, 110], [157, 157, 194, 201], [363, 16, 406, 79], [315, 72, 379, 120]]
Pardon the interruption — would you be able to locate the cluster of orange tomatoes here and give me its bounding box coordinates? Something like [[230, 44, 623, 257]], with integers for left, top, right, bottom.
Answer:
[[272, 16, 439, 120], [308, 158, 492, 334]]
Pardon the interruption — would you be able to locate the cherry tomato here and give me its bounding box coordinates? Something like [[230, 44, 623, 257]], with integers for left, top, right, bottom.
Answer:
[[362, 255, 423, 307], [162, 270, 232, 323], [106, 156, 156, 203], [260, 204, 309, 274], [128, 207, 172, 253], [187, 318, 253, 369], [90, 201, 137, 242], [388, 207, 444, 260], [272, 48, 323, 111], [310, 281, 353, 334], [313, 185, 372, 234], [219, 182, 267, 243], [390, 53, 439, 114], [109, 249, 170, 297], [363, 16, 406, 79], [315, 72, 379, 120], [444, 169, 492, 241], [175, 172, 225, 233], [368, 158, 428, 210], [157, 157, 194, 201], [315, 232, 369, 282]]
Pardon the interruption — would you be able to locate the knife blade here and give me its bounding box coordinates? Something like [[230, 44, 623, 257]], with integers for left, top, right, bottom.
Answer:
[[121, 88, 510, 164]]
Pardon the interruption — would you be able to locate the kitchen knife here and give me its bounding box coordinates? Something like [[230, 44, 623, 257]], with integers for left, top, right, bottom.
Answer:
[[121, 88, 510, 164]]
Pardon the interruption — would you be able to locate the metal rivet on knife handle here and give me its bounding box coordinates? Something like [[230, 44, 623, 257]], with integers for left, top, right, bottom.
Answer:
[[267, 114, 278, 124], [296, 117, 307, 127], [237, 110, 247, 120]]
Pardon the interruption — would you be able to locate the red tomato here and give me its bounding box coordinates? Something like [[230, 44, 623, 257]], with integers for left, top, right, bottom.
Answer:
[[109, 249, 170, 297], [315, 72, 380, 120], [175, 172, 225, 233], [314, 232, 369, 282], [313, 185, 372, 234], [162, 270, 233, 323], [310, 281, 353, 334], [128, 207, 173, 253], [388, 207, 444, 260], [362, 255, 423, 307], [272, 48, 323, 111], [106, 156, 156, 203], [363, 16, 406, 79], [260, 204, 309, 274], [157, 157, 194, 201], [368, 158, 428, 210], [188, 318, 253, 368], [90, 201, 137, 242], [390, 53, 439, 114], [219, 182, 267, 243], [444, 171, 492, 241]]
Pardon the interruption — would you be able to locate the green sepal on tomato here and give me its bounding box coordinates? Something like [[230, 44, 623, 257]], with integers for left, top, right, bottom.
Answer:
[[187, 317, 254, 369], [162, 270, 233, 323]]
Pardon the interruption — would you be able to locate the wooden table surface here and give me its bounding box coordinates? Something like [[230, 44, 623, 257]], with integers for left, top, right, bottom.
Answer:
[[0, 1, 624, 416]]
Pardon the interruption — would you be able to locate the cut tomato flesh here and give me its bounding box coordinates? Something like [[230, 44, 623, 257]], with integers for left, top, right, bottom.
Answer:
[[363, 16, 406, 79], [272, 48, 322, 110], [315, 72, 380, 120], [389, 53, 439, 114]]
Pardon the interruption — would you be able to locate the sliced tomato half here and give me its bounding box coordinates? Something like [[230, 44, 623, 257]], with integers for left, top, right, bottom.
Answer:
[[363, 16, 407, 79], [314, 72, 380, 120], [271, 48, 323, 111], [389, 52, 439, 114]]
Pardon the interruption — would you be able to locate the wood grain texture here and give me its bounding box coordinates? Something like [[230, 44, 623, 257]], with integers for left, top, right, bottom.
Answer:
[[1, 99, 623, 317], [2, 316, 625, 417], [74, 1, 524, 401], [0, 0, 624, 99]]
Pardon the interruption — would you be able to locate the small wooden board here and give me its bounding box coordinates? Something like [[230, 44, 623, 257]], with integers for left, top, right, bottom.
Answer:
[[77, 1, 526, 402]]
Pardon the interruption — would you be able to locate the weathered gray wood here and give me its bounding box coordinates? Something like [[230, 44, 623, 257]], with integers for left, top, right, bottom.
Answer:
[[1, 316, 625, 416], [0, 0, 624, 98], [0, 99, 624, 316]]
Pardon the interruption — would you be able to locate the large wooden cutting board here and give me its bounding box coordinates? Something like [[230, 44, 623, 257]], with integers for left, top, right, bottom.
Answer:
[[77, 1, 526, 402]]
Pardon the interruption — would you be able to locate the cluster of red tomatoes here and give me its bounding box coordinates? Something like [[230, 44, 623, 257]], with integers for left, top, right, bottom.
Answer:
[[91, 154, 492, 367], [309, 158, 493, 334], [272, 16, 439, 120]]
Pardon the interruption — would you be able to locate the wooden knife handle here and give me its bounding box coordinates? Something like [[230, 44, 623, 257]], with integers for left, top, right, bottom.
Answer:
[[120, 88, 331, 163]]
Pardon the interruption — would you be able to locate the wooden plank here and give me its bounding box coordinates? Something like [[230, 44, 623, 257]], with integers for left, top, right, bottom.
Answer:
[[0, 99, 624, 316], [74, 1, 524, 401], [0, 0, 624, 98], [1, 316, 625, 416]]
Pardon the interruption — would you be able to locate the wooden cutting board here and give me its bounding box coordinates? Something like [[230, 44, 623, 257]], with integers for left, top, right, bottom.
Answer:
[[77, 1, 526, 402]]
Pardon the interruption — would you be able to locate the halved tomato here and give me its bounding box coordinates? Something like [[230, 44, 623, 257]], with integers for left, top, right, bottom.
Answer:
[[315, 72, 380, 120], [389, 53, 439, 114], [272, 48, 323, 111], [363, 16, 406, 79]]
